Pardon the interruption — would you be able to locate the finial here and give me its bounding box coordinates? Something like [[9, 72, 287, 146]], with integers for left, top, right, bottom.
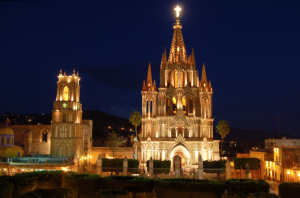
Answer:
[[64, 71, 66, 76], [73, 68, 75, 74], [59, 68, 62, 75], [174, 5, 181, 18], [77, 71, 79, 76]]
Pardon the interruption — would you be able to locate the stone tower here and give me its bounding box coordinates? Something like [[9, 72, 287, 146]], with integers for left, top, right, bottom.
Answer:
[[50, 69, 90, 159], [140, 7, 219, 172]]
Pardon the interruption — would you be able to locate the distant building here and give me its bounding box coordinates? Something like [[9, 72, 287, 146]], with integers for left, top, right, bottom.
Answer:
[[0, 69, 93, 175], [264, 137, 300, 183], [0, 118, 24, 160]]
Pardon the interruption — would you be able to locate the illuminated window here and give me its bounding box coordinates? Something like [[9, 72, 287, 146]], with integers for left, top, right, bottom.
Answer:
[[182, 97, 186, 114], [166, 99, 170, 114], [63, 86, 69, 101], [171, 128, 176, 138], [172, 97, 177, 114], [181, 71, 184, 87], [178, 126, 182, 136]]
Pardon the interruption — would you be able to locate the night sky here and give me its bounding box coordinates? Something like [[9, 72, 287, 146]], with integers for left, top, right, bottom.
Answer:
[[1, 0, 300, 136]]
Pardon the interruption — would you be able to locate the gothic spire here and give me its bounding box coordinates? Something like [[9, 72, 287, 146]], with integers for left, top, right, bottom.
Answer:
[[142, 80, 147, 91], [153, 80, 157, 91], [168, 19, 187, 64], [146, 63, 153, 87], [201, 63, 207, 85]]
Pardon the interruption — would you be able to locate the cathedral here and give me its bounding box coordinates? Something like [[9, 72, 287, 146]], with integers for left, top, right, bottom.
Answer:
[[140, 7, 219, 171]]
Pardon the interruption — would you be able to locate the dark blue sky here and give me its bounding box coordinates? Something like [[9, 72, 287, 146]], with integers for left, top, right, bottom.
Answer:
[[1, 0, 300, 135]]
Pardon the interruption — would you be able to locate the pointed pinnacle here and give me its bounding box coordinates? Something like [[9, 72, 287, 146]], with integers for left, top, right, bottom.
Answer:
[[201, 63, 207, 84]]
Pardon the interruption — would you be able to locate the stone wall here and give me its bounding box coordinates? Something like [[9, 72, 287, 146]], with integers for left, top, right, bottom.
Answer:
[[10, 125, 51, 154]]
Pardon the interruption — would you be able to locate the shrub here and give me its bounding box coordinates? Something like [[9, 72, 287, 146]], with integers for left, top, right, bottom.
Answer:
[[62, 173, 102, 198], [1, 173, 37, 197], [279, 182, 300, 198], [146, 160, 171, 173], [103, 176, 153, 192], [234, 158, 260, 170], [225, 179, 269, 196], [154, 179, 225, 198], [203, 160, 226, 169], [102, 159, 139, 168], [34, 188, 76, 198], [15, 188, 76, 198], [221, 193, 279, 198], [248, 193, 279, 198], [0, 180, 14, 198], [97, 190, 132, 198], [33, 171, 66, 189], [14, 191, 41, 198]]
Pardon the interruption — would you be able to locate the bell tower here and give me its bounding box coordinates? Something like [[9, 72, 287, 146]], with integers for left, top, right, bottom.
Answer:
[[50, 69, 83, 158]]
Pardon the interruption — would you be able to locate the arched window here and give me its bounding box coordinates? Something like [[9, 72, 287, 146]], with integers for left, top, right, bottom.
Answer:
[[181, 71, 184, 87], [182, 97, 186, 114], [175, 71, 178, 88], [63, 114, 66, 122], [171, 128, 176, 138], [178, 126, 182, 136], [63, 86, 69, 101], [166, 98, 170, 115], [169, 71, 172, 86], [42, 130, 47, 142], [184, 128, 189, 138], [189, 98, 193, 114], [172, 97, 177, 114]]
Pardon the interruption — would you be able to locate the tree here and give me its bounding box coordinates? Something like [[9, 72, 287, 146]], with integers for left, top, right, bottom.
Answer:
[[129, 111, 141, 160], [104, 131, 127, 158], [216, 120, 230, 159]]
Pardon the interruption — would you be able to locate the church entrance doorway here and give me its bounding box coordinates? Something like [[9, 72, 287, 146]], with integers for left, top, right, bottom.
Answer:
[[169, 145, 191, 172], [172, 152, 185, 170]]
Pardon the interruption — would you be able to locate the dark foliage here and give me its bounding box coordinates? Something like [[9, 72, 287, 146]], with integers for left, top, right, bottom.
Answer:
[[102, 176, 153, 192], [279, 182, 300, 198], [234, 158, 260, 170], [102, 158, 139, 168], [146, 160, 171, 173], [203, 160, 226, 168], [0, 180, 14, 198], [154, 179, 225, 198], [225, 179, 269, 196]]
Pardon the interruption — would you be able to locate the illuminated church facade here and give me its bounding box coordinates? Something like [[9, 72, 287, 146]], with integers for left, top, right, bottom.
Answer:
[[140, 9, 219, 170]]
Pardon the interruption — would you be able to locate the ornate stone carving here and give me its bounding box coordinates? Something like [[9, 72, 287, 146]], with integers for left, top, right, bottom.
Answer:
[[170, 109, 189, 128]]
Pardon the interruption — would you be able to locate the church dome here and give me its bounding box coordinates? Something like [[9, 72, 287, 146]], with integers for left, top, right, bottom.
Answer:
[[0, 127, 14, 135]]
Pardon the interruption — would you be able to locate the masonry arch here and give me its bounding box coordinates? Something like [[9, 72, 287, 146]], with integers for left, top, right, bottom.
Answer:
[[169, 145, 191, 171]]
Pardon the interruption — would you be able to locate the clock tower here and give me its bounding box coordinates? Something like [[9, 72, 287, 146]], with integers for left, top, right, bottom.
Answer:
[[50, 69, 85, 158]]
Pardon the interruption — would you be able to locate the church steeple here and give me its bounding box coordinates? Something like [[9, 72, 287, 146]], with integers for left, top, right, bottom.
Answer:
[[146, 63, 153, 87], [142, 63, 157, 91], [168, 17, 187, 64]]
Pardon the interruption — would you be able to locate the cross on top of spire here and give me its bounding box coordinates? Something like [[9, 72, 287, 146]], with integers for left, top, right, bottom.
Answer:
[[174, 5, 181, 18]]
